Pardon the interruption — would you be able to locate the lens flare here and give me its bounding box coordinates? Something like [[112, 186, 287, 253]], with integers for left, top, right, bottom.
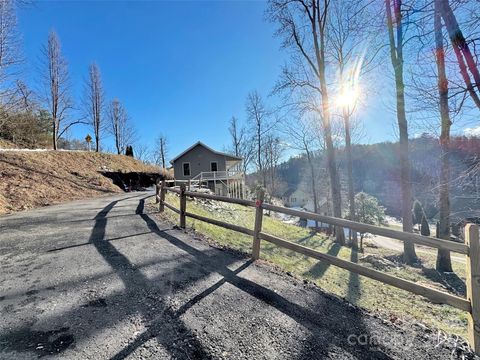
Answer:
[[335, 48, 366, 112], [337, 86, 359, 108]]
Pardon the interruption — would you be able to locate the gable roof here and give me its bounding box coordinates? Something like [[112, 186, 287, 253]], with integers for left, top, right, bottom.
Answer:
[[170, 141, 243, 164]]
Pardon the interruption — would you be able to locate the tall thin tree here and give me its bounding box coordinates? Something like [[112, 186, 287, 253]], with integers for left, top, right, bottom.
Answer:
[[282, 115, 321, 229], [385, 0, 417, 264], [42, 31, 74, 150], [0, 0, 22, 98], [85, 63, 105, 152], [229, 116, 245, 158], [434, 0, 453, 272], [155, 134, 168, 169], [246, 91, 270, 188], [268, 0, 345, 244], [107, 98, 135, 155]]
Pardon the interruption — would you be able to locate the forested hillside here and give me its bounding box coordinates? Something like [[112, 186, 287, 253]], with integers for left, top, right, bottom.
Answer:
[[269, 135, 480, 222]]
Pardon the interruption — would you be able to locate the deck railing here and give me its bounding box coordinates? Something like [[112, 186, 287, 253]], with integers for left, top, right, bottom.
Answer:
[[155, 181, 480, 354], [191, 170, 244, 182]]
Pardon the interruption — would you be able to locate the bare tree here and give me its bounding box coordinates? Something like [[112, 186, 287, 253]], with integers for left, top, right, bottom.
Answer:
[[135, 143, 151, 164], [438, 0, 480, 110], [229, 116, 245, 157], [84, 63, 105, 152], [228, 115, 254, 174], [434, 0, 453, 272], [264, 134, 284, 197], [0, 0, 22, 98], [245, 91, 272, 188], [41, 30, 76, 150], [282, 114, 322, 228], [268, 0, 345, 244], [327, 0, 380, 248], [385, 0, 418, 264], [107, 98, 135, 155], [154, 134, 168, 169], [240, 140, 255, 175]]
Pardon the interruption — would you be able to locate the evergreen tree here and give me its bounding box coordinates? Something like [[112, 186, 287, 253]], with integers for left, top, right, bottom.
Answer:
[[421, 215, 430, 236], [412, 200, 425, 226]]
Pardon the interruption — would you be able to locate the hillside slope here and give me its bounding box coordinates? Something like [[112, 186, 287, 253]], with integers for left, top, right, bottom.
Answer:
[[0, 150, 163, 214]]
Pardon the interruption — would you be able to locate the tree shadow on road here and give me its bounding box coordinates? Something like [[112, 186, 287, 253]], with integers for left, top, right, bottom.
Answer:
[[1, 197, 393, 359], [138, 200, 392, 359], [346, 249, 361, 305], [89, 197, 214, 359]]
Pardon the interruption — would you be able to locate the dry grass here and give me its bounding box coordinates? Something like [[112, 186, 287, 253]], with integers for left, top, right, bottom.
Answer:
[[0, 139, 18, 149], [0, 150, 163, 214]]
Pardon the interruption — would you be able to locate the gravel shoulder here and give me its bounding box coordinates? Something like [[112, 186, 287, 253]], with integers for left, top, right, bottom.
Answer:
[[0, 192, 475, 359]]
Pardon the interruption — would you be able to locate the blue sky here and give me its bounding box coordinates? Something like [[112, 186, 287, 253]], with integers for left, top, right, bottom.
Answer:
[[17, 0, 414, 160]]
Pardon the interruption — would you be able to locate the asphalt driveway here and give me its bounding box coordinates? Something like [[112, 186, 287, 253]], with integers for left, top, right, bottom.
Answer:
[[0, 192, 473, 359]]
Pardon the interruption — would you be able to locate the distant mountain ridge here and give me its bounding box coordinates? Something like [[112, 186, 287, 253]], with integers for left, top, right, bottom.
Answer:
[[258, 135, 480, 221]]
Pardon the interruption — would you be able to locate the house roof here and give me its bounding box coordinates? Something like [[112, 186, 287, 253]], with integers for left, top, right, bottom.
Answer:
[[170, 141, 243, 164], [282, 188, 297, 198], [283, 188, 306, 198]]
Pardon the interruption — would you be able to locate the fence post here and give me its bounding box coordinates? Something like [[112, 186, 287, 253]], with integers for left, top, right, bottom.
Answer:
[[466, 223, 480, 355], [252, 188, 265, 260], [159, 180, 166, 213], [179, 183, 187, 229]]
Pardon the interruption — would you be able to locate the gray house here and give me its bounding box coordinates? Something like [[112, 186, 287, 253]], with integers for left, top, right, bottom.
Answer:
[[170, 141, 245, 198]]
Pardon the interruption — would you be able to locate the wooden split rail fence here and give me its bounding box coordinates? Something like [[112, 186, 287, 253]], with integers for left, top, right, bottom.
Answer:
[[155, 180, 480, 354]]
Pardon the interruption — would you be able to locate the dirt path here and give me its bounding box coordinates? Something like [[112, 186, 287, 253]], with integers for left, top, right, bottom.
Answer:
[[0, 192, 474, 359]]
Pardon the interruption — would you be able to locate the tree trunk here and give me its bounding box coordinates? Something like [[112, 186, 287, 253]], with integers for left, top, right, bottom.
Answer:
[[115, 133, 120, 154], [52, 120, 57, 150], [385, 0, 417, 264], [435, 0, 453, 272], [95, 127, 100, 152], [344, 110, 357, 248], [396, 70, 417, 263], [318, 58, 344, 244], [309, 4, 344, 245], [307, 149, 319, 230], [160, 141, 165, 168]]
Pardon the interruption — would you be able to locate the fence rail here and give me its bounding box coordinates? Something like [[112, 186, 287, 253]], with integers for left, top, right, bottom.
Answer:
[[157, 182, 480, 354], [262, 203, 469, 254]]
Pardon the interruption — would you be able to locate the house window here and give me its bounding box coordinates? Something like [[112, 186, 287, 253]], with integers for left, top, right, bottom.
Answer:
[[211, 162, 218, 172], [183, 162, 190, 176]]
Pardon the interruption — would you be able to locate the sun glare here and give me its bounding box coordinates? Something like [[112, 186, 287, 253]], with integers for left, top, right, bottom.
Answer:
[[335, 50, 366, 111], [336, 86, 359, 109]]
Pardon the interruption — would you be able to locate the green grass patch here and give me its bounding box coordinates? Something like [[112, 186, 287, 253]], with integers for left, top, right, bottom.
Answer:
[[153, 193, 468, 338]]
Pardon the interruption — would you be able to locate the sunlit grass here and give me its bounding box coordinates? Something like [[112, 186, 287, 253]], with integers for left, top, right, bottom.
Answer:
[[151, 193, 468, 338]]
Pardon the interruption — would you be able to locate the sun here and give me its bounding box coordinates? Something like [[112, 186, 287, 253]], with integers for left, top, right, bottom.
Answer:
[[336, 86, 359, 109]]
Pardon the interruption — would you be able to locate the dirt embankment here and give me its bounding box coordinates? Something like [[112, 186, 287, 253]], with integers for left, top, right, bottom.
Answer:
[[0, 150, 168, 214]]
